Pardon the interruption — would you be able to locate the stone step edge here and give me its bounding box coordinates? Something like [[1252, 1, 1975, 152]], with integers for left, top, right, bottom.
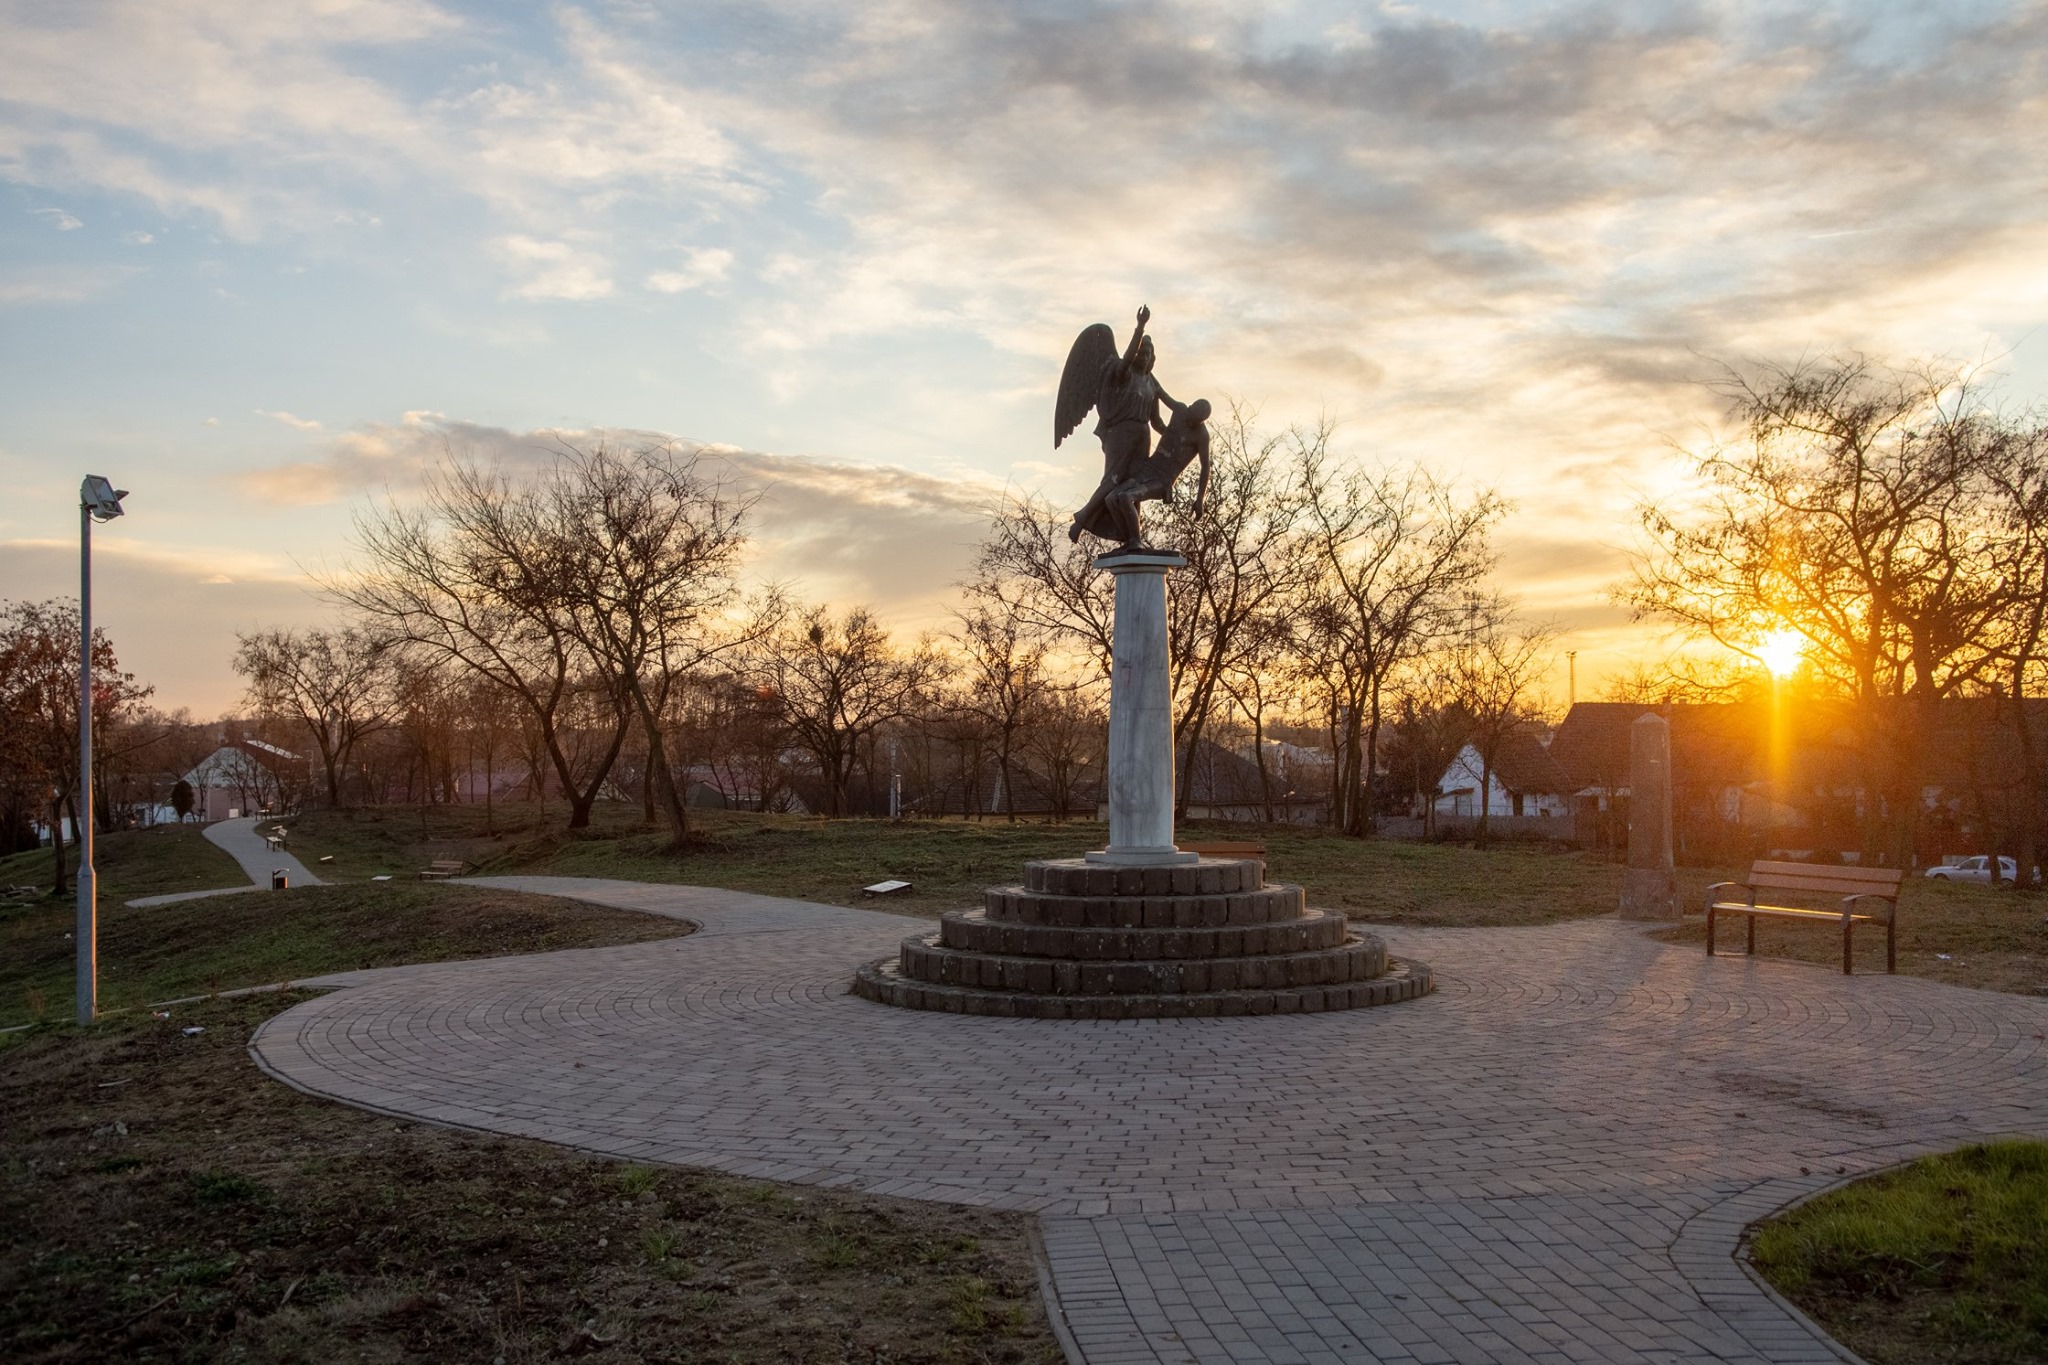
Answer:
[[850, 957, 1434, 1019], [1023, 857, 1264, 897], [901, 931, 1384, 993], [986, 883, 1307, 929], [940, 907, 1347, 960]]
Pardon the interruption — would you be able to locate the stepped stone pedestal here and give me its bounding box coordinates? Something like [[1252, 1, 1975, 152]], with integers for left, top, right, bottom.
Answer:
[[853, 855, 1433, 1018], [853, 548, 1432, 1018]]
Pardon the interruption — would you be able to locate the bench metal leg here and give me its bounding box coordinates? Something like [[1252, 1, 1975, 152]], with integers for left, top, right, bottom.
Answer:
[[1887, 920, 1896, 974], [1706, 908, 1717, 958], [1746, 914, 1756, 956], [1843, 920, 1854, 975]]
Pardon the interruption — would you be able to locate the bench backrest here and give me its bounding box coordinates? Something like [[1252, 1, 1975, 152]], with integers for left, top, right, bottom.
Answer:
[[1747, 860, 1903, 901], [428, 859, 465, 871]]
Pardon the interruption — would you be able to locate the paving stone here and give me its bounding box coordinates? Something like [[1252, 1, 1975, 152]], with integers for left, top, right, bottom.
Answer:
[[250, 874, 2048, 1365]]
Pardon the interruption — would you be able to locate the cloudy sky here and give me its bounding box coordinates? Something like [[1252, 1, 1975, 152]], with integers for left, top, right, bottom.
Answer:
[[5, 0, 2046, 712]]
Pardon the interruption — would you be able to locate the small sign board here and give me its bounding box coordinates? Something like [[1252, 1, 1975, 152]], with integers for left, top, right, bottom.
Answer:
[[862, 879, 913, 897]]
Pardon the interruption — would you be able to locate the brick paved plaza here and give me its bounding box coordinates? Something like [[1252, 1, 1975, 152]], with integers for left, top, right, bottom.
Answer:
[[250, 876, 2048, 1364]]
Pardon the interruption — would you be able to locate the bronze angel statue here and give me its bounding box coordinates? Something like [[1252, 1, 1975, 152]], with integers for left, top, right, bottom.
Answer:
[[1055, 305, 1211, 549]]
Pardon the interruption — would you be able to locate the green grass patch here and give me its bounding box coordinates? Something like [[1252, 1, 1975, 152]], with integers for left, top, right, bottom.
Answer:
[[0, 823, 245, 904], [280, 800, 1629, 927], [1751, 1140, 2048, 1363], [1656, 876, 2048, 998], [0, 881, 691, 1027]]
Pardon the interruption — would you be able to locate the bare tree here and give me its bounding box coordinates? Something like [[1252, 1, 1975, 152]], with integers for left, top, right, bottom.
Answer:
[[1979, 418, 2048, 887], [1019, 689, 1105, 821], [1151, 407, 1313, 814], [537, 442, 764, 845], [1625, 355, 2023, 864], [233, 625, 394, 808], [1379, 682, 1473, 835], [946, 600, 1053, 822], [756, 605, 942, 817], [1297, 448, 1505, 836], [1447, 599, 1562, 844], [332, 457, 632, 830], [971, 497, 1115, 675], [975, 407, 1311, 817]]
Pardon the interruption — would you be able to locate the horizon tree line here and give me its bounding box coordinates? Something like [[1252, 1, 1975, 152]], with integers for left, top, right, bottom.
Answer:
[[6, 350, 2045, 891]]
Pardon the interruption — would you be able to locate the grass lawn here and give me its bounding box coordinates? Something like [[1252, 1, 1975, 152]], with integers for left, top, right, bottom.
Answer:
[[278, 800, 1633, 927], [0, 993, 1061, 1364], [1749, 1140, 2048, 1365], [1, 882, 693, 1028], [1653, 879, 2048, 998], [0, 823, 246, 905]]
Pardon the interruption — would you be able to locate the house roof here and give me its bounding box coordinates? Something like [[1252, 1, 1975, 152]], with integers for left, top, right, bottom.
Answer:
[[1547, 702, 1761, 791], [179, 739, 304, 787], [1484, 728, 1573, 796]]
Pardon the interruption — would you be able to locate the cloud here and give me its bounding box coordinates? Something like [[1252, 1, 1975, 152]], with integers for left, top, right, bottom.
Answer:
[[241, 413, 998, 616], [31, 206, 82, 230], [255, 409, 322, 430], [0, 264, 138, 305], [0, 537, 324, 713], [7, 0, 2048, 667], [645, 246, 732, 293], [492, 235, 612, 301]]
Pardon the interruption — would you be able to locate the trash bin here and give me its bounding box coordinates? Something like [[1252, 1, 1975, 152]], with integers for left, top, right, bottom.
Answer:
[[271, 869, 289, 890]]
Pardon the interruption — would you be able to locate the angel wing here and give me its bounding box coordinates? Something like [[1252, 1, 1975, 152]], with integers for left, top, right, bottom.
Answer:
[[1053, 322, 1119, 448]]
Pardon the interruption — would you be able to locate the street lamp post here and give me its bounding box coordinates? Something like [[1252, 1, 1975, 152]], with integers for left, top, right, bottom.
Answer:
[[77, 475, 128, 1026]]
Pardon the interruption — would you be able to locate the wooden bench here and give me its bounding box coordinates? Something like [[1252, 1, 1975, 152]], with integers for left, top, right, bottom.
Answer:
[[1181, 841, 1266, 859], [418, 859, 468, 881], [1705, 860, 1903, 975]]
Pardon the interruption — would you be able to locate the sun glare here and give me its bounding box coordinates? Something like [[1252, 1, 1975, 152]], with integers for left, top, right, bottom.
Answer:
[[1757, 629, 1804, 678]]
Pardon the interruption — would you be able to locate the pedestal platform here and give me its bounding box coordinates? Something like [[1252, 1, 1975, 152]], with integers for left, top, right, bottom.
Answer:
[[853, 856, 1433, 1018]]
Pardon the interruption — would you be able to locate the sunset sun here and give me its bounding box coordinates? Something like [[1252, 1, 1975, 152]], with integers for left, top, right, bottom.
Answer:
[[1757, 628, 1805, 678]]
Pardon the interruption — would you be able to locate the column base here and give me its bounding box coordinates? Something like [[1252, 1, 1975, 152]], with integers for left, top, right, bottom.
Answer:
[[1085, 846, 1200, 866], [1618, 867, 1680, 921]]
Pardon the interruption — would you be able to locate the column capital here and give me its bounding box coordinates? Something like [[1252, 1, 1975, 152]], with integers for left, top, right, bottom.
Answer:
[[1094, 548, 1186, 574]]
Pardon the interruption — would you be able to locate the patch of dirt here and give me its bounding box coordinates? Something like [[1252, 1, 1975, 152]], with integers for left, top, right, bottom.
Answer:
[[0, 994, 1063, 1363]]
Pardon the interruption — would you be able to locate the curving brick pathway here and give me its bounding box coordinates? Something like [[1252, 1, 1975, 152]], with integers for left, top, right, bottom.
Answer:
[[250, 875, 2048, 1364]]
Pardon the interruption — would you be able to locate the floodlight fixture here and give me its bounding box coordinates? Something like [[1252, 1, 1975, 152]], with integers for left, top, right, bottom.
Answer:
[[81, 474, 128, 522]]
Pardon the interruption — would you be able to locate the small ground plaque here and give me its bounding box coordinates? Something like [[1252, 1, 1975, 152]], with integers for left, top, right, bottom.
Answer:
[[862, 879, 913, 897]]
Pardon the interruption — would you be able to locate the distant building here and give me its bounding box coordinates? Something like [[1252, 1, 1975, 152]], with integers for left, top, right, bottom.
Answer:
[[177, 738, 305, 821], [1433, 727, 1572, 820]]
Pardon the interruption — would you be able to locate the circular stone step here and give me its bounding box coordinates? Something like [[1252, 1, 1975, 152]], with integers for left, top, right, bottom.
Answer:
[[897, 931, 1387, 994], [985, 882, 1306, 929], [939, 907, 1349, 960], [1024, 857, 1263, 897], [851, 955, 1433, 1018]]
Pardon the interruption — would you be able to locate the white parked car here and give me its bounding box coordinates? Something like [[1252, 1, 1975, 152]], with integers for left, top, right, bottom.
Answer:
[[1925, 855, 2041, 884]]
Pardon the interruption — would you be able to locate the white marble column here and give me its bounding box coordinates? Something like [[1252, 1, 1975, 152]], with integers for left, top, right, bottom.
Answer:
[[1087, 549, 1197, 866]]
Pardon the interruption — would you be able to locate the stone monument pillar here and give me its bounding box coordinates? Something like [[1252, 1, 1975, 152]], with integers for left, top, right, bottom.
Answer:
[[1086, 548, 1197, 866], [1618, 711, 1679, 920], [847, 306, 1437, 1017]]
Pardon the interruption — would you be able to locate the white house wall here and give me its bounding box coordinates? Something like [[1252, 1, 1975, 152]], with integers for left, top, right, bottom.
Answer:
[[1432, 745, 1570, 819]]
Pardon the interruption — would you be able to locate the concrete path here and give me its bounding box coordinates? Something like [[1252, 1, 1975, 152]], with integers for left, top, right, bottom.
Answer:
[[249, 876, 2048, 1364], [202, 815, 325, 889]]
